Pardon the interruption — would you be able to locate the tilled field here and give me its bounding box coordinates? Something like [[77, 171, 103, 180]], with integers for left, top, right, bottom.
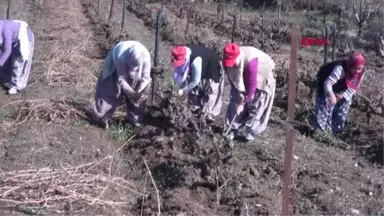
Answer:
[[0, 0, 382, 215]]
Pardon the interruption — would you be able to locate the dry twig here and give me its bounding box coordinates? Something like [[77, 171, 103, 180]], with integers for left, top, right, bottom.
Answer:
[[143, 158, 161, 216], [11, 99, 86, 125], [0, 135, 140, 213]]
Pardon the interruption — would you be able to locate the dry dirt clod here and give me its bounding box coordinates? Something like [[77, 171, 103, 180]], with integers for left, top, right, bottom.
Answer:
[[350, 208, 360, 215], [248, 165, 259, 177]]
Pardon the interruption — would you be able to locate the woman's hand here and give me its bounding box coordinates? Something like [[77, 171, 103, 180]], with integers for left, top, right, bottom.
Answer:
[[131, 92, 140, 101], [237, 92, 245, 104], [327, 92, 337, 108], [235, 93, 245, 115], [236, 103, 244, 115], [134, 94, 147, 106], [336, 93, 343, 101], [116, 84, 122, 97]]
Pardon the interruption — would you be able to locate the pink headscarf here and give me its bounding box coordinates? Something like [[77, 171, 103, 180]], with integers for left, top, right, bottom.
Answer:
[[345, 51, 366, 90]]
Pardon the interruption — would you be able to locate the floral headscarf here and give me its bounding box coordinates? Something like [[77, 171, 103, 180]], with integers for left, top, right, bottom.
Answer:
[[345, 51, 366, 90]]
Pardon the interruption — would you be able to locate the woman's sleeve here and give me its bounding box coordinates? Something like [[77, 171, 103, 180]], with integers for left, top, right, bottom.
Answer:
[[323, 65, 343, 96], [136, 55, 152, 93], [342, 73, 365, 101], [243, 58, 258, 103], [116, 61, 135, 95], [182, 57, 202, 93], [0, 29, 13, 66]]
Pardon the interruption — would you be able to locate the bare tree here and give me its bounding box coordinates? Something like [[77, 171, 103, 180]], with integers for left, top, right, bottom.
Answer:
[[239, 0, 243, 28], [353, 0, 381, 38], [97, 0, 100, 16], [286, 0, 291, 21], [277, 0, 283, 25], [308, 0, 312, 12], [6, 0, 11, 19], [217, 0, 227, 24], [345, 0, 354, 33], [260, 1, 266, 31], [375, 33, 384, 57], [185, 7, 193, 36], [229, 13, 237, 43], [109, 0, 115, 20], [332, 9, 342, 61], [305, 0, 313, 18]]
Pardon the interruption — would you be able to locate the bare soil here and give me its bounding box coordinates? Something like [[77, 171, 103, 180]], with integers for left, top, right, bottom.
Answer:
[[0, 0, 383, 215]]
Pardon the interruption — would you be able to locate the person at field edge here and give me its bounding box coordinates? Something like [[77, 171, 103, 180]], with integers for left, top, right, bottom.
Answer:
[[314, 51, 366, 134], [171, 44, 224, 123], [0, 19, 34, 95], [222, 42, 276, 141], [87, 40, 151, 128]]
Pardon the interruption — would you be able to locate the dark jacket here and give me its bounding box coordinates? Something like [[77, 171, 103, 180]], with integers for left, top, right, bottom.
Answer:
[[186, 44, 222, 83], [316, 60, 349, 97]]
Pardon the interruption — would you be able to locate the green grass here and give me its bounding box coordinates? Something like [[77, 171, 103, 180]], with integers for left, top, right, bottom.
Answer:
[[312, 130, 346, 148], [0, 110, 10, 122], [71, 119, 88, 127], [107, 121, 134, 141]]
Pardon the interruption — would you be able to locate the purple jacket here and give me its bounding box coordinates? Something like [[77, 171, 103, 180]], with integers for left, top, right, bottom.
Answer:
[[0, 20, 32, 66], [243, 58, 258, 102]]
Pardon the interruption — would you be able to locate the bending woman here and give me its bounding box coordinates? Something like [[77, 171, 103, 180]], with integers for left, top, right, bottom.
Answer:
[[315, 51, 366, 134], [0, 20, 34, 94], [88, 40, 152, 128], [222, 43, 276, 141]]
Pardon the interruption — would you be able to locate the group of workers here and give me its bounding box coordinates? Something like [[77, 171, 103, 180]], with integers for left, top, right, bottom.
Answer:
[[88, 41, 279, 141], [0, 19, 367, 142]]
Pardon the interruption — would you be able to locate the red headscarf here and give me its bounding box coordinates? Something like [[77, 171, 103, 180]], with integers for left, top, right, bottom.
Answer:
[[345, 51, 366, 90], [171, 46, 187, 68]]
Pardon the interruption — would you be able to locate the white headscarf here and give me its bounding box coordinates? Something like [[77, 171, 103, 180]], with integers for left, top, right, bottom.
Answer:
[[128, 44, 145, 81]]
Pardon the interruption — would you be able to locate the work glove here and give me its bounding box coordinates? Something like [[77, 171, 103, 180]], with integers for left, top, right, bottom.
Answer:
[[178, 89, 184, 96], [236, 94, 245, 115], [133, 95, 147, 106], [116, 84, 122, 98], [236, 103, 244, 115]]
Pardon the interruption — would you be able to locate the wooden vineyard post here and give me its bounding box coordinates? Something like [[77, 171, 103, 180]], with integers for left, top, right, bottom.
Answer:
[[97, 0, 100, 16], [323, 10, 328, 65], [229, 13, 237, 43], [151, 9, 165, 105], [281, 24, 299, 216], [324, 26, 328, 64], [277, 0, 282, 26], [331, 25, 337, 61], [108, 0, 115, 20], [185, 8, 192, 37], [121, 0, 126, 31], [239, 0, 243, 29], [6, 0, 11, 19], [332, 9, 341, 61]]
